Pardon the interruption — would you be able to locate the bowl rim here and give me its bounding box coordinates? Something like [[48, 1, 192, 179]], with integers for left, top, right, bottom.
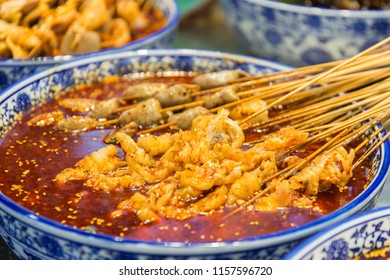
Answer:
[[243, 0, 390, 17], [284, 205, 390, 259], [0, 48, 389, 256], [0, 0, 180, 65]]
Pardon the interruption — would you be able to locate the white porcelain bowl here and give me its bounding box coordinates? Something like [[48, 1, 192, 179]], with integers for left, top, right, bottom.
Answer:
[[0, 49, 389, 260], [285, 206, 390, 259], [219, 0, 390, 67], [0, 0, 179, 91]]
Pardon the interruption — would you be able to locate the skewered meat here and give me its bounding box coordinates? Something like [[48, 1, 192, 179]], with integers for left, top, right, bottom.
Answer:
[[288, 146, 355, 195], [58, 98, 99, 112], [192, 69, 250, 89], [118, 98, 162, 127], [54, 115, 99, 132], [167, 106, 210, 130], [103, 122, 139, 143], [123, 83, 197, 107], [27, 111, 64, 126], [203, 86, 239, 109], [123, 83, 167, 100], [87, 97, 122, 120]]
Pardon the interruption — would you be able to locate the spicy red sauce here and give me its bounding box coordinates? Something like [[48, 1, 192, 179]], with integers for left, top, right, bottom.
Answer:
[[0, 76, 371, 243]]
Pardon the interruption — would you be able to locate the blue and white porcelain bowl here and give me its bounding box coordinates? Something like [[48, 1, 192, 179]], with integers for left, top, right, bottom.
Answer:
[[0, 0, 179, 92], [285, 206, 390, 260], [0, 49, 389, 260], [219, 0, 390, 67]]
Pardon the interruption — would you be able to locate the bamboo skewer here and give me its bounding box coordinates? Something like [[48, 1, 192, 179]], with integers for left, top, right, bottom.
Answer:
[[254, 75, 390, 131], [294, 92, 390, 131], [224, 106, 390, 220], [354, 118, 390, 153], [352, 130, 390, 170]]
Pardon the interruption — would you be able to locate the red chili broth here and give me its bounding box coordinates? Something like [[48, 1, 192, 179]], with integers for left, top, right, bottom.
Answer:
[[0, 75, 371, 243]]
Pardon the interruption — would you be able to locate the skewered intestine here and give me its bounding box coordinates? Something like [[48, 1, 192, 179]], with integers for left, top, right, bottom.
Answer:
[[254, 146, 355, 211], [55, 144, 125, 183], [229, 99, 269, 127], [287, 146, 355, 195]]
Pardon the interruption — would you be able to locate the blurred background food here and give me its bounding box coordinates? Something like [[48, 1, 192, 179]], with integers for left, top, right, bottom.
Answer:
[[0, 0, 178, 90], [0, 0, 168, 58]]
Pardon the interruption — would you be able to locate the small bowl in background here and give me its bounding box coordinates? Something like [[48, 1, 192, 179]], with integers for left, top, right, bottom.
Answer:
[[219, 0, 390, 67], [285, 206, 390, 260], [0, 0, 179, 91]]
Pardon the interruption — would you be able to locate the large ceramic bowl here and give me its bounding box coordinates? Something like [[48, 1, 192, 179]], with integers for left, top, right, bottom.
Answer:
[[0, 49, 389, 260], [219, 0, 390, 67], [0, 0, 179, 91], [285, 206, 390, 259]]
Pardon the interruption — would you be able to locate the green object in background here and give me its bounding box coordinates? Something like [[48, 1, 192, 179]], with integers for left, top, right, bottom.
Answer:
[[176, 0, 210, 16]]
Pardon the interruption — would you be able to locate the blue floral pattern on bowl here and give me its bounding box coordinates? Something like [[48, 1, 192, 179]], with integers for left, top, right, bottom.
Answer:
[[0, 49, 389, 260], [220, 0, 390, 67], [0, 0, 179, 92], [286, 207, 390, 259], [0, 207, 302, 260]]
